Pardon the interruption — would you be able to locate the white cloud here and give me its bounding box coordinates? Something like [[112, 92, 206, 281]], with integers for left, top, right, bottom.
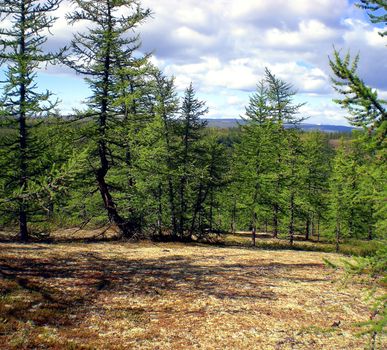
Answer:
[[263, 19, 337, 48], [4, 0, 383, 124], [138, 0, 386, 123]]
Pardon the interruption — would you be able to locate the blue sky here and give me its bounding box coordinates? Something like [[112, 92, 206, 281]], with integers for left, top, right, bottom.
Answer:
[[5, 0, 387, 125]]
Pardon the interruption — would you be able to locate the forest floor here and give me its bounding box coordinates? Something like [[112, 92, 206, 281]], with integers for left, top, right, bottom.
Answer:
[[0, 231, 385, 349]]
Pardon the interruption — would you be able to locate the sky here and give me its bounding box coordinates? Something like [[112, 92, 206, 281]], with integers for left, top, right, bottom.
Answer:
[[18, 0, 387, 125]]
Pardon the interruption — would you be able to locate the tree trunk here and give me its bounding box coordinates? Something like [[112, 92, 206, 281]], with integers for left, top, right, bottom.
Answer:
[[368, 225, 373, 241], [19, 112, 28, 242], [178, 175, 186, 238], [96, 4, 136, 238], [252, 212, 257, 246], [209, 189, 214, 232], [305, 216, 310, 240], [19, 206, 28, 242], [335, 221, 340, 253], [157, 183, 163, 236], [167, 178, 178, 236], [178, 116, 190, 238], [190, 182, 204, 235], [231, 198, 236, 234], [96, 169, 134, 236], [273, 204, 279, 238], [317, 217, 320, 242], [190, 182, 210, 236], [289, 192, 295, 245], [367, 207, 373, 241], [311, 213, 315, 238], [160, 112, 178, 237], [18, 4, 28, 242], [348, 208, 354, 237]]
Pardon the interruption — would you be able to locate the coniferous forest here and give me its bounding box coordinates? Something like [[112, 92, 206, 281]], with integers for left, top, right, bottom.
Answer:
[[0, 0, 386, 349]]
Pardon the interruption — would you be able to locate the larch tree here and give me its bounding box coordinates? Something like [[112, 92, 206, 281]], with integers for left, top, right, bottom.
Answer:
[[176, 83, 208, 239], [189, 132, 228, 236], [328, 139, 351, 252], [283, 129, 305, 245], [356, 0, 387, 37], [131, 69, 180, 238], [150, 70, 180, 237], [234, 69, 306, 240], [264, 68, 306, 237], [244, 81, 270, 125], [302, 132, 332, 241], [64, 0, 151, 237], [329, 50, 386, 147], [328, 2, 387, 344], [329, 19, 386, 238], [0, 0, 63, 241]]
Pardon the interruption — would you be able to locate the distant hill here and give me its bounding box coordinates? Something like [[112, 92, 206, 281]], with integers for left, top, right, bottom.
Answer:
[[203, 118, 356, 133]]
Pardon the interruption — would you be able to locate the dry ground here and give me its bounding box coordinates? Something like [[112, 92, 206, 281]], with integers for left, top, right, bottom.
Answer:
[[0, 239, 385, 349]]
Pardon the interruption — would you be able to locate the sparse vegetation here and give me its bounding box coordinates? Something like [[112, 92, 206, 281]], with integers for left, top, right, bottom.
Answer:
[[0, 238, 384, 349]]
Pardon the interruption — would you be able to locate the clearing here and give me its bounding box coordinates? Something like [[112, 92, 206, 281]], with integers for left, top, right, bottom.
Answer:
[[0, 237, 384, 349]]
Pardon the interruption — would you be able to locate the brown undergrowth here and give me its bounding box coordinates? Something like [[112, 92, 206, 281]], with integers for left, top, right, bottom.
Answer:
[[0, 239, 384, 349]]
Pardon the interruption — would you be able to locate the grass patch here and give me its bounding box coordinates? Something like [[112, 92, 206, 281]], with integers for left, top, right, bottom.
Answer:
[[222, 231, 384, 257]]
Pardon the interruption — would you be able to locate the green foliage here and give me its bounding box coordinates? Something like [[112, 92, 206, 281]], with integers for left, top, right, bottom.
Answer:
[[329, 9, 386, 344], [329, 49, 386, 147], [0, 0, 65, 240], [356, 0, 387, 37], [64, 0, 152, 237], [344, 247, 386, 349], [231, 69, 333, 244]]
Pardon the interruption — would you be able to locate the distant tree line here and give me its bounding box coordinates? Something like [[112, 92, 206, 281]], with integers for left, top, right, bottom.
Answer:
[[0, 0, 385, 250]]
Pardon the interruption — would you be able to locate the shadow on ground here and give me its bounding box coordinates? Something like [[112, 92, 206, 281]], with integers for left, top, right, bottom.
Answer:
[[0, 245, 326, 335]]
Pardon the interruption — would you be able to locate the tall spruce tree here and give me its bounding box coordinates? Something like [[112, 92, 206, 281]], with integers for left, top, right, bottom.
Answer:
[[0, 0, 63, 241], [64, 0, 151, 237]]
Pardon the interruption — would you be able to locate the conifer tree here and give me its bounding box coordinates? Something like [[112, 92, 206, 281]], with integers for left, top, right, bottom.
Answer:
[[235, 69, 306, 239], [244, 81, 270, 125], [235, 118, 278, 240], [176, 83, 208, 239], [329, 50, 386, 147], [302, 132, 332, 240], [283, 129, 305, 245], [189, 132, 228, 236], [151, 70, 180, 236], [64, 0, 151, 237], [329, 140, 353, 252], [131, 69, 180, 238], [329, 25, 386, 240], [356, 0, 387, 36], [0, 0, 63, 241], [264, 68, 306, 125], [264, 68, 306, 237]]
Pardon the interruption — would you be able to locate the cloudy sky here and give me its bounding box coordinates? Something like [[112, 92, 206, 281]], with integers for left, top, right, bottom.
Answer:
[[36, 0, 387, 125]]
